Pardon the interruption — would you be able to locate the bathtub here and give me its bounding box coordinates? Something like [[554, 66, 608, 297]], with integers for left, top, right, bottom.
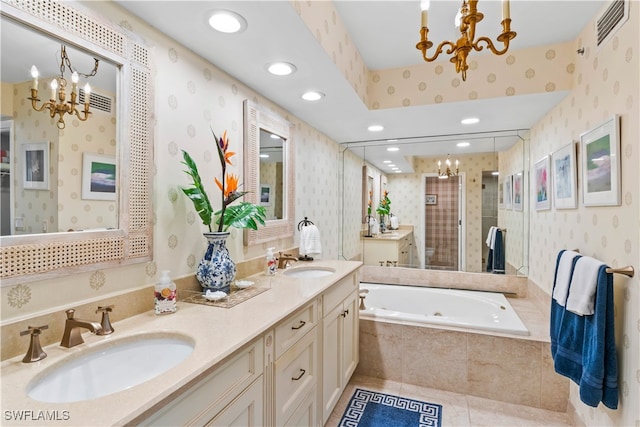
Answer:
[[359, 283, 529, 336]]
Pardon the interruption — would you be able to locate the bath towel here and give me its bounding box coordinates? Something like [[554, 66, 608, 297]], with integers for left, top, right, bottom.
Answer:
[[299, 224, 322, 256], [486, 228, 504, 274], [552, 250, 582, 306], [550, 255, 618, 409], [485, 226, 497, 249], [566, 256, 606, 315]]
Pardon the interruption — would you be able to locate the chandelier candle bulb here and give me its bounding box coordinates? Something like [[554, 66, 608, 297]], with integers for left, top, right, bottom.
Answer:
[[83, 83, 91, 104], [50, 79, 57, 100], [71, 71, 78, 94], [502, 0, 510, 21], [30, 65, 38, 90]]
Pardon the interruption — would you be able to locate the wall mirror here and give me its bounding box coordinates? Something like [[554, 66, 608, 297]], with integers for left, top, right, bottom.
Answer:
[[243, 100, 295, 245], [0, 0, 153, 285], [341, 130, 530, 276]]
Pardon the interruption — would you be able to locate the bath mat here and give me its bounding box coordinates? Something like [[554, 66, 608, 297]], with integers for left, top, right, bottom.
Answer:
[[339, 388, 442, 427]]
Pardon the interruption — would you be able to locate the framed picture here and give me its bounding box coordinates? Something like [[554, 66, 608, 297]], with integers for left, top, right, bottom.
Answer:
[[504, 174, 513, 209], [581, 115, 621, 206], [551, 142, 577, 209], [82, 153, 116, 200], [513, 172, 523, 211], [260, 184, 271, 206], [534, 155, 551, 210], [498, 178, 504, 208], [22, 141, 49, 190], [425, 194, 437, 205]]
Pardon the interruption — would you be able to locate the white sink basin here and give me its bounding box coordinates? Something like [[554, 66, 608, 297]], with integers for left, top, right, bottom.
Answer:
[[27, 334, 194, 403], [283, 266, 336, 278]]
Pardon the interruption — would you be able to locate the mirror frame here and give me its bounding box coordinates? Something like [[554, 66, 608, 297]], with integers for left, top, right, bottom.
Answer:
[[243, 100, 295, 245], [0, 0, 153, 285]]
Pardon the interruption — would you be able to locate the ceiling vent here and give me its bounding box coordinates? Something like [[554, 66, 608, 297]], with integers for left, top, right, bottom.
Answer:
[[79, 88, 113, 114], [596, 0, 628, 47]]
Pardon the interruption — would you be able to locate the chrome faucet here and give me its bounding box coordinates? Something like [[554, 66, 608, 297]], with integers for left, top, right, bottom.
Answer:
[[278, 253, 298, 270], [60, 309, 103, 348]]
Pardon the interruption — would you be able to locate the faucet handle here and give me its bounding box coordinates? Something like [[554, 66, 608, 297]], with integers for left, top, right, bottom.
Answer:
[[65, 308, 76, 319], [96, 305, 115, 335], [20, 325, 48, 363]]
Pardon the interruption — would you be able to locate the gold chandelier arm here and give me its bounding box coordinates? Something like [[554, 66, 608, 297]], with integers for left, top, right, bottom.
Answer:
[[419, 39, 458, 63], [473, 36, 510, 55], [72, 103, 91, 122]]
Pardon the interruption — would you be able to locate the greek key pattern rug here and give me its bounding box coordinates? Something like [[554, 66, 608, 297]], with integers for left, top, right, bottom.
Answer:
[[339, 388, 442, 427]]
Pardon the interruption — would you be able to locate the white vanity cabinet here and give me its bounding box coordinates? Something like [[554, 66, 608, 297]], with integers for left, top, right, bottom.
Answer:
[[138, 337, 264, 426], [362, 230, 414, 267], [321, 273, 359, 424]]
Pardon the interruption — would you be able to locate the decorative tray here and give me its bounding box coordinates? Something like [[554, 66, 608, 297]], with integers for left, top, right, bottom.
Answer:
[[180, 283, 269, 309]]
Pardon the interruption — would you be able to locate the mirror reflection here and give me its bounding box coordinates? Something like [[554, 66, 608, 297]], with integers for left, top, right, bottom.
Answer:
[[1, 15, 119, 236], [259, 129, 285, 220], [342, 131, 529, 276]]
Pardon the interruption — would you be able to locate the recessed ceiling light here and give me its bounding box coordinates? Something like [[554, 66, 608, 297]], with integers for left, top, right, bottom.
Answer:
[[260, 154, 269, 158], [492, 171, 500, 176], [270, 134, 281, 139], [457, 142, 470, 147], [368, 125, 384, 132], [461, 117, 480, 125], [266, 62, 297, 76], [301, 91, 325, 101], [391, 167, 399, 170], [388, 164, 396, 168], [395, 170, 402, 173], [383, 160, 392, 164], [387, 147, 399, 152], [387, 139, 398, 142], [208, 10, 247, 34]]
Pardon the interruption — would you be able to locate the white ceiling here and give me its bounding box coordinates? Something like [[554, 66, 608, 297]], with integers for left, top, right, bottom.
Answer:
[[111, 0, 606, 171]]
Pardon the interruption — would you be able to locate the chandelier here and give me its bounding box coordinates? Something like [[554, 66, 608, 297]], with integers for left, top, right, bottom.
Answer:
[[438, 154, 459, 179], [28, 46, 99, 129], [416, 0, 516, 81]]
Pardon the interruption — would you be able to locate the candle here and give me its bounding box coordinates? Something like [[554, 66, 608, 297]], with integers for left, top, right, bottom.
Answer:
[[50, 79, 58, 100], [71, 71, 79, 95], [30, 65, 39, 90], [455, 9, 462, 28], [83, 83, 91, 104], [502, 0, 510, 21]]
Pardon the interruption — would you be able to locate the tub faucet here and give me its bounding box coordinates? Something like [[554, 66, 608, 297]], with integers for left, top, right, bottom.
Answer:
[[60, 309, 103, 348], [278, 252, 298, 269], [358, 289, 369, 310]]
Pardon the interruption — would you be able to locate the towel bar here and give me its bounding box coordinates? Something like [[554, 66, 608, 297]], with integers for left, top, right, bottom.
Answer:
[[605, 266, 635, 278], [570, 249, 634, 278]]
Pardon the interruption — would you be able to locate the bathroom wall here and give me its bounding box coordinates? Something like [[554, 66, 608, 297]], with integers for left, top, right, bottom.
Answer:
[[0, 2, 341, 323], [528, 3, 639, 426]]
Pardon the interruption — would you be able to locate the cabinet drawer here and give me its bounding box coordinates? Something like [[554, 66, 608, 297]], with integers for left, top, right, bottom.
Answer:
[[275, 300, 316, 358], [140, 337, 264, 426], [274, 327, 318, 426], [323, 274, 357, 314]]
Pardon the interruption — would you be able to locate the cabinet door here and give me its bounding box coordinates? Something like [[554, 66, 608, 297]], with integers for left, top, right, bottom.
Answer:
[[322, 303, 343, 423], [284, 388, 317, 427], [206, 377, 264, 427], [341, 292, 358, 386]]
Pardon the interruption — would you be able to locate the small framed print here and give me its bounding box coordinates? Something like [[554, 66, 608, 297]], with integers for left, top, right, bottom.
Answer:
[[551, 142, 577, 209], [581, 115, 621, 206], [504, 174, 513, 209], [498, 178, 504, 208], [22, 141, 50, 190], [534, 155, 551, 211], [82, 153, 116, 200], [425, 194, 437, 205], [513, 172, 523, 211], [260, 184, 271, 206]]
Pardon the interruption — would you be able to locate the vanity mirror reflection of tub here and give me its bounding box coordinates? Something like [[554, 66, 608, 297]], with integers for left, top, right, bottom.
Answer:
[[342, 131, 530, 276]]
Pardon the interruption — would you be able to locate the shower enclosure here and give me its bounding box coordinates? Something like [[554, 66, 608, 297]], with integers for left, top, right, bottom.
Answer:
[[424, 175, 462, 271]]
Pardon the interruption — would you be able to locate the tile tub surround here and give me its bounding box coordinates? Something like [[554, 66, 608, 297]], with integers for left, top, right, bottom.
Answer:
[[355, 293, 569, 412], [0, 247, 300, 361], [361, 265, 528, 297], [1, 259, 360, 426]]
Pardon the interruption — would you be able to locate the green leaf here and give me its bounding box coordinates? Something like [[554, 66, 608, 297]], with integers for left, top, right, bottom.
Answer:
[[215, 202, 267, 231], [181, 150, 214, 231]]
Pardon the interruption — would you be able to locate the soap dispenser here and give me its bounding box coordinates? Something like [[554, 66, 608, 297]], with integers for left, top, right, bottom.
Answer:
[[266, 247, 277, 276], [155, 270, 177, 314]]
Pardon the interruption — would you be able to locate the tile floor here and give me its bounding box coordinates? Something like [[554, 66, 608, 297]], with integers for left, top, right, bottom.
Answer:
[[325, 374, 576, 427]]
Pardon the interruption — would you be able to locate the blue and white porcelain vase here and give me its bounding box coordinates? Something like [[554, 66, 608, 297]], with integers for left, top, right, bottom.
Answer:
[[196, 232, 236, 293]]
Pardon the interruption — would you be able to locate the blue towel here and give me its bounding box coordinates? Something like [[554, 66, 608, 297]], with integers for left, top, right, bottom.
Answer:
[[550, 250, 618, 409]]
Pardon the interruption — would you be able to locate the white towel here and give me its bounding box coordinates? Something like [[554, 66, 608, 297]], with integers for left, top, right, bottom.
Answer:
[[370, 217, 379, 235], [566, 256, 606, 315], [485, 226, 497, 249], [390, 215, 399, 230], [300, 224, 322, 256], [552, 250, 581, 306]]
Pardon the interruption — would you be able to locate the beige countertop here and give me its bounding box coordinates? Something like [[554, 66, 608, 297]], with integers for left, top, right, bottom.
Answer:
[[362, 228, 413, 241], [0, 260, 362, 426]]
